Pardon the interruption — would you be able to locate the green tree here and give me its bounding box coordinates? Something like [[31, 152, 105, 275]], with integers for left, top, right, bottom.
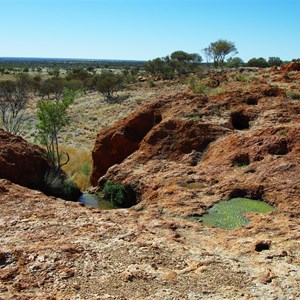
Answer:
[[226, 57, 244, 68], [36, 89, 76, 173], [203, 39, 238, 68], [145, 51, 202, 78], [247, 57, 268, 68], [170, 51, 202, 75], [268, 57, 283, 67], [52, 68, 60, 78], [170, 51, 202, 63], [38, 78, 64, 100], [94, 71, 123, 102]]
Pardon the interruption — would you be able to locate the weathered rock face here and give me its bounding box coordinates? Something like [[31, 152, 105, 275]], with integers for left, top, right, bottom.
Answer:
[[91, 107, 162, 185], [92, 77, 300, 218], [0, 179, 299, 300], [0, 129, 52, 189], [1, 71, 300, 299], [91, 93, 208, 185], [280, 62, 300, 72]]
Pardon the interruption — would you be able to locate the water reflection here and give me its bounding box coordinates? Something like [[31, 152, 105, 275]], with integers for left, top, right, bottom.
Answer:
[[78, 193, 115, 209]]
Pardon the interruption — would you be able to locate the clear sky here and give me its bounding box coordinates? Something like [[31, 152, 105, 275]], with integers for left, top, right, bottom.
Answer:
[[0, 0, 299, 62]]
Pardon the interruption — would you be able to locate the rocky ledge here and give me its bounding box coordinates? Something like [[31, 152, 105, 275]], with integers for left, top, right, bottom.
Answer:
[[0, 179, 299, 299], [1, 68, 300, 299], [0, 129, 52, 189]]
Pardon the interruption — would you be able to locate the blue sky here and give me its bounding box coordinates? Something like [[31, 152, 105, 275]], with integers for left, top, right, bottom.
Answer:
[[0, 0, 299, 61]]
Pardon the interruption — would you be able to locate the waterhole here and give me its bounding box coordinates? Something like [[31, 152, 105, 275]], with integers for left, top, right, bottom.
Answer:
[[190, 198, 275, 229], [78, 193, 116, 209]]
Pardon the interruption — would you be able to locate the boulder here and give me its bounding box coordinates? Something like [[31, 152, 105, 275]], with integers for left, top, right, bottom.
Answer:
[[280, 62, 300, 72], [0, 129, 52, 189]]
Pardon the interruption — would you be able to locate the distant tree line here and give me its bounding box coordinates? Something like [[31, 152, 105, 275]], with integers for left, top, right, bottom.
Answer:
[[0, 58, 144, 70], [25, 68, 125, 103], [145, 50, 202, 79], [143, 39, 299, 77]]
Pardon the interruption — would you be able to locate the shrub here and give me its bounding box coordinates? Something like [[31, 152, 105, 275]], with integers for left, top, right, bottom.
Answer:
[[147, 79, 155, 87], [102, 182, 126, 207], [247, 57, 268, 68], [268, 57, 283, 67], [226, 57, 244, 68], [234, 75, 247, 82], [286, 90, 300, 100], [187, 76, 207, 94], [42, 170, 81, 201], [81, 162, 91, 176], [94, 71, 123, 102], [193, 83, 207, 94]]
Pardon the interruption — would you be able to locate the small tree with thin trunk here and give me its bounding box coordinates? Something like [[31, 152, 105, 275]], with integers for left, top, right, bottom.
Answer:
[[36, 89, 75, 173], [0, 74, 31, 135]]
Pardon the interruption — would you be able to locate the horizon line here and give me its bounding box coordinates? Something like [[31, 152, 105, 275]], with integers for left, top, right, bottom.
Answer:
[[0, 56, 147, 62]]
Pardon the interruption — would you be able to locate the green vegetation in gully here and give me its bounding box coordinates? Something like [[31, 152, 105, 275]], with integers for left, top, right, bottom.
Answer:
[[102, 181, 127, 207]]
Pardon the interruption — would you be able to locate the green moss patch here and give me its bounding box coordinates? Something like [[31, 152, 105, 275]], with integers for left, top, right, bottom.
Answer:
[[192, 198, 275, 229]]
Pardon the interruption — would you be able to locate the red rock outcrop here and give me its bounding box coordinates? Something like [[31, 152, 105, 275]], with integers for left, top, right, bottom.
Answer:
[[280, 62, 300, 72], [91, 93, 208, 185], [0, 129, 52, 189], [1, 71, 300, 299], [1, 178, 299, 299], [139, 119, 229, 161], [91, 106, 162, 185], [92, 80, 300, 217]]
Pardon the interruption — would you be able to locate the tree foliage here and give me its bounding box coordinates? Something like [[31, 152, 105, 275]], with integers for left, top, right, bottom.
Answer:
[[36, 89, 76, 173], [247, 57, 269, 68], [268, 57, 283, 67], [226, 57, 244, 68], [145, 50, 202, 79], [203, 39, 238, 68], [94, 71, 123, 102]]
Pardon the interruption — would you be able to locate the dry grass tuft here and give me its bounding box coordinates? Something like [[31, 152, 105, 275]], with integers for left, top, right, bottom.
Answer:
[[59, 145, 92, 191]]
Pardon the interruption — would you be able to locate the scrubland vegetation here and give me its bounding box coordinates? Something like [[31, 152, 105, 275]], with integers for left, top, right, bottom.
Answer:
[[1, 39, 299, 192]]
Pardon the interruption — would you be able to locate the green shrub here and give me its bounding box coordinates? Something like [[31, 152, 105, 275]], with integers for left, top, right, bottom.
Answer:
[[42, 170, 81, 201], [187, 76, 209, 94], [234, 75, 247, 82], [102, 181, 126, 207], [147, 79, 155, 87], [207, 86, 225, 96], [286, 90, 300, 100], [193, 83, 207, 94]]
